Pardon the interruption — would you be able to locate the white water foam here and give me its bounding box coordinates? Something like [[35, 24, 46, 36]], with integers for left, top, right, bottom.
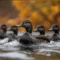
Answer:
[[0, 52, 34, 60], [0, 32, 60, 57]]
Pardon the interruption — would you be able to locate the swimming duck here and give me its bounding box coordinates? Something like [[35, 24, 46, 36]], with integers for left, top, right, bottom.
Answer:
[[33, 25, 50, 42], [3, 25, 20, 47], [17, 20, 39, 47], [8, 25, 19, 41], [49, 24, 60, 41], [0, 24, 12, 44]]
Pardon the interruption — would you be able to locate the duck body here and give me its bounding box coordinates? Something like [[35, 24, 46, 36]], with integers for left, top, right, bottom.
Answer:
[[0, 33, 11, 45], [20, 32, 38, 46], [35, 35, 50, 42], [19, 32, 39, 50], [49, 33, 60, 41], [0, 31, 7, 39]]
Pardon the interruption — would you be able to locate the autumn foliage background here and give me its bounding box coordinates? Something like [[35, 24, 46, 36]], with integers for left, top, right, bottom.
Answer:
[[0, 0, 60, 31]]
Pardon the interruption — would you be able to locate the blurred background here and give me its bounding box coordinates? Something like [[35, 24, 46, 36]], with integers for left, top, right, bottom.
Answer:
[[0, 0, 60, 31]]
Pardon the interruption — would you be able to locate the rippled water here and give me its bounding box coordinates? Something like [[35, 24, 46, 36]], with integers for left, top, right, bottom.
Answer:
[[0, 32, 60, 60]]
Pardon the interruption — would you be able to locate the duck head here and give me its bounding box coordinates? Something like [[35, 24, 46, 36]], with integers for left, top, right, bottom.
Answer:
[[49, 24, 59, 34], [9, 25, 18, 35], [18, 20, 32, 33], [34, 25, 45, 35], [0, 24, 7, 33]]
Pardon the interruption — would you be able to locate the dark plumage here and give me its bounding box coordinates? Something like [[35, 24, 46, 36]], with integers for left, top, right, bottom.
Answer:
[[8, 25, 20, 42], [0, 24, 8, 39], [18, 20, 39, 46], [17, 20, 32, 33], [34, 25, 50, 42], [49, 24, 60, 41], [20, 33, 38, 45]]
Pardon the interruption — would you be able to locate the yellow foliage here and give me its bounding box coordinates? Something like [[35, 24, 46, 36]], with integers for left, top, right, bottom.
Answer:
[[20, 5, 31, 20], [41, 6, 51, 15], [42, 21, 51, 30], [12, 1, 21, 11], [0, 0, 60, 31], [7, 19, 18, 27], [51, 5, 59, 15], [30, 11, 44, 24]]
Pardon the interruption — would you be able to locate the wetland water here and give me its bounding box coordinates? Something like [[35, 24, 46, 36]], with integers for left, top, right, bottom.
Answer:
[[0, 32, 60, 60]]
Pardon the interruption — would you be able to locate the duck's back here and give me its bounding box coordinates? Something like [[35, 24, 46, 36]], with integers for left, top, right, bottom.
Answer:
[[34, 35, 50, 42]]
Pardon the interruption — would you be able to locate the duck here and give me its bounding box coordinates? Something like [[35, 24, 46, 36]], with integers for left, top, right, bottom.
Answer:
[[49, 24, 60, 41], [0, 24, 13, 38], [7, 25, 19, 41], [3, 25, 20, 47], [17, 20, 39, 47], [33, 25, 50, 42], [0, 24, 12, 44]]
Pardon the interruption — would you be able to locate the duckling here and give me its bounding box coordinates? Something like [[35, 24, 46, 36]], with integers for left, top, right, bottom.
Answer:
[[33, 25, 50, 42], [17, 20, 39, 46], [49, 24, 60, 41]]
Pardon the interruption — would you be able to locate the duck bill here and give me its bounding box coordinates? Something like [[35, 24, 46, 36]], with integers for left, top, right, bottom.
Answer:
[[16, 23, 23, 27], [33, 28, 38, 32], [49, 27, 53, 31]]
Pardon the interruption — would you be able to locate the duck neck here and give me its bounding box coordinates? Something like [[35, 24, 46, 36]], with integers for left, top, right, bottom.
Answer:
[[40, 31, 45, 35], [54, 30, 59, 34], [26, 27, 32, 34], [13, 30, 18, 35], [3, 29, 7, 33]]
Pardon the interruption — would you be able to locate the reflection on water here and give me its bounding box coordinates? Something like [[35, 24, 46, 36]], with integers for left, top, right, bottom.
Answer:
[[0, 32, 60, 60]]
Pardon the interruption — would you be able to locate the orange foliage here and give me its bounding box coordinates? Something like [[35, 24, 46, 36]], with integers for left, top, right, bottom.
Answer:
[[19, 5, 31, 20], [0, 0, 60, 31], [51, 5, 59, 15], [7, 19, 19, 27], [42, 21, 51, 31]]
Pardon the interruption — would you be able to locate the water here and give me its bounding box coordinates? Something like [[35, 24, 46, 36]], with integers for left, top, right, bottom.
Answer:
[[0, 32, 60, 60]]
